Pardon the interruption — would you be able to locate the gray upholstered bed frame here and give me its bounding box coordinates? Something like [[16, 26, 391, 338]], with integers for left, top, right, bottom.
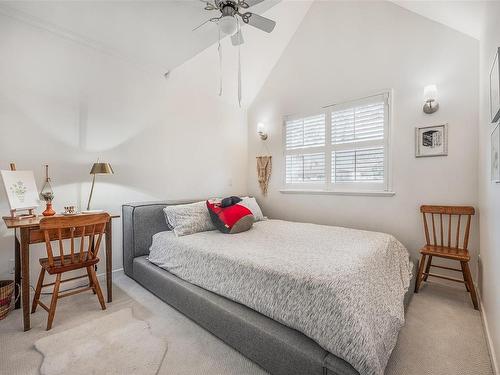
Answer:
[[123, 201, 417, 375]]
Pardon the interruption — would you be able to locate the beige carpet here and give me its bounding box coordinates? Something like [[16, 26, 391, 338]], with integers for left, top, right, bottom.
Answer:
[[0, 272, 494, 375], [386, 281, 494, 375], [35, 308, 168, 375]]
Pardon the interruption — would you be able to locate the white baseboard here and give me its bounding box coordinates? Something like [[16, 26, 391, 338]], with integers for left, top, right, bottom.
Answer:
[[478, 288, 499, 375], [97, 267, 124, 278]]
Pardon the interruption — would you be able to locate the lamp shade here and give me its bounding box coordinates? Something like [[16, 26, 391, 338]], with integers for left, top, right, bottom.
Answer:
[[90, 163, 114, 175], [423, 84, 438, 101]]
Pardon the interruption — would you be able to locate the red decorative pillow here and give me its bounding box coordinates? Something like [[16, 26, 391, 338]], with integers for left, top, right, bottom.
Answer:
[[206, 199, 254, 234]]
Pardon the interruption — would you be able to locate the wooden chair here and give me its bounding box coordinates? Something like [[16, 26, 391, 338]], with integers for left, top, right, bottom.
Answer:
[[31, 213, 110, 330], [414, 205, 478, 310]]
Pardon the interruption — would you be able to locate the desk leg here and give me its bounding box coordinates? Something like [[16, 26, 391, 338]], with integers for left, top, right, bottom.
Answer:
[[105, 221, 112, 303], [20, 228, 30, 331], [14, 230, 21, 309]]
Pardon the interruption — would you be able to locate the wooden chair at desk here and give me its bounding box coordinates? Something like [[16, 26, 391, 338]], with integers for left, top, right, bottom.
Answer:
[[31, 213, 110, 330]]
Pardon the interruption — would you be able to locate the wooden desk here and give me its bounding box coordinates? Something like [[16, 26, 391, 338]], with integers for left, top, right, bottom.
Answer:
[[2, 213, 119, 331]]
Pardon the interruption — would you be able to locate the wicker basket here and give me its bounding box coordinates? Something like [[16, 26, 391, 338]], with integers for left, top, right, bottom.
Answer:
[[0, 280, 18, 320]]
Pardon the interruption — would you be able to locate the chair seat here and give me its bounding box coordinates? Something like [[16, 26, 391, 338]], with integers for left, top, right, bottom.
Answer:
[[420, 245, 470, 261], [39, 252, 99, 274]]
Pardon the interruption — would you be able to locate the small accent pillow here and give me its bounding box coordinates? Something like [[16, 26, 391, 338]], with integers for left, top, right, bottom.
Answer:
[[164, 201, 216, 237], [206, 199, 254, 234], [239, 196, 265, 221], [221, 196, 242, 208]]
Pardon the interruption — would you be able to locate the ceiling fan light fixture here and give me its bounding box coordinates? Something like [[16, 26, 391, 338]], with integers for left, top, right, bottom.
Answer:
[[218, 15, 238, 36]]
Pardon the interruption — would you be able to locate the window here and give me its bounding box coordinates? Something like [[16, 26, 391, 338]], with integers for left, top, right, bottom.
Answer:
[[284, 114, 326, 184], [283, 92, 391, 193]]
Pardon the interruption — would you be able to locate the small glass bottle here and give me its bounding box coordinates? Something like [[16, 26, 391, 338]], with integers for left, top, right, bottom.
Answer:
[[40, 165, 55, 216]]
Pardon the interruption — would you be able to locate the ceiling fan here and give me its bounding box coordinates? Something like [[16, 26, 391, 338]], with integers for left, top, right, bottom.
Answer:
[[194, 0, 277, 45], [194, 0, 277, 106]]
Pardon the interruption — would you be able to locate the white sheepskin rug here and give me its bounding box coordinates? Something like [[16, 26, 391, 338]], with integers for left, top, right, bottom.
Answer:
[[34, 308, 167, 375]]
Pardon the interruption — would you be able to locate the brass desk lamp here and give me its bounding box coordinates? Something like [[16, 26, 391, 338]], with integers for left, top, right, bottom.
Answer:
[[86, 162, 114, 211]]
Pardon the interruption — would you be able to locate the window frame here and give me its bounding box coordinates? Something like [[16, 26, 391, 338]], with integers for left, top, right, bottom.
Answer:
[[282, 91, 393, 194]]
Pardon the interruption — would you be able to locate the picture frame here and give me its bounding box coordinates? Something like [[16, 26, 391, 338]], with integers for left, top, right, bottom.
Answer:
[[491, 123, 500, 183], [490, 47, 500, 123], [415, 123, 448, 157], [1, 170, 40, 211]]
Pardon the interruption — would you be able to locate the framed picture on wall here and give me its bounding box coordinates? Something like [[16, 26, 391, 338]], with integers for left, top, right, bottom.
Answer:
[[415, 124, 448, 157], [490, 47, 500, 123], [491, 123, 500, 182]]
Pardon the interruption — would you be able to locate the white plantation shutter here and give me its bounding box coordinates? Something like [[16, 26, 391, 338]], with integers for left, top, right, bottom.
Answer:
[[332, 147, 384, 182], [285, 114, 325, 149], [284, 113, 326, 184], [286, 153, 325, 183], [332, 102, 385, 144], [283, 92, 390, 192]]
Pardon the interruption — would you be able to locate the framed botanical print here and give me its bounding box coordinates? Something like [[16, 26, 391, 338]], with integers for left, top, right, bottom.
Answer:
[[415, 124, 448, 157], [492, 123, 500, 182], [0, 170, 40, 211], [490, 47, 500, 123]]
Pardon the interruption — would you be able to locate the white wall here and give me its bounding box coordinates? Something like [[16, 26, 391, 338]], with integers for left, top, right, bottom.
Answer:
[[0, 0, 312, 286], [247, 1, 479, 270], [0, 12, 249, 282], [478, 1, 500, 371]]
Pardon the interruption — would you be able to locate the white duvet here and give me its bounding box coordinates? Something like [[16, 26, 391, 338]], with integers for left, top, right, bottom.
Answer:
[[148, 219, 412, 375]]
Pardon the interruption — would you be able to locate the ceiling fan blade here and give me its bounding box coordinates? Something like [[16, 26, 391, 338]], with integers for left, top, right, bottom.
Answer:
[[192, 17, 218, 31], [237, 0, 265, 9], [240, 12, 276, 33], [199, 0, 217, 11], [231, 30, 244, 46]]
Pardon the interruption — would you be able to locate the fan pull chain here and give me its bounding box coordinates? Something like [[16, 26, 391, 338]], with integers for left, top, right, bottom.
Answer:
[[218, 25, 223, 96], [237, 19, 242, 107]]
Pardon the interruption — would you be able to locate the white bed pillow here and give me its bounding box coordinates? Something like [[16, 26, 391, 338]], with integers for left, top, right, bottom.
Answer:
[[239, 197, 266, 221], [164, 201, 215, 237]]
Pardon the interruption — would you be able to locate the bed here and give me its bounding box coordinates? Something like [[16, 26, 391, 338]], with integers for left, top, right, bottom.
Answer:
[[123, 201, 417, 375]]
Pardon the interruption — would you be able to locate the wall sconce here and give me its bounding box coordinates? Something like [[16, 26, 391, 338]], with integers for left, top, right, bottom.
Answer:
[[423, 84, 439, 114], [257, 122, 268, 140]]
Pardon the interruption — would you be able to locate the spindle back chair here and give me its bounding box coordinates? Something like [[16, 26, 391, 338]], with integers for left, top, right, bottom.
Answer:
[[415, 205, 478, 309], [31, 213, 110, 330]]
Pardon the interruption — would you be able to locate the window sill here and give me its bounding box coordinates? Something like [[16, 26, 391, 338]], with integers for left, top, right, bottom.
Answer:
[[279, 189, 396, 197]]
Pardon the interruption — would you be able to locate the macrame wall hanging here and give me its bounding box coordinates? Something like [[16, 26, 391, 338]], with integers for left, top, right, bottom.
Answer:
[[256, 156, 272, 196]]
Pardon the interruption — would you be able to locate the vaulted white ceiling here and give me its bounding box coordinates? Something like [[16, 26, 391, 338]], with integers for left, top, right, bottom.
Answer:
[[0, 0, 313, 108], [0, 0, 279, 73], [0, 0, 489, 108], [392, 0, 489, 40], [1, 0, 489, 76]]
